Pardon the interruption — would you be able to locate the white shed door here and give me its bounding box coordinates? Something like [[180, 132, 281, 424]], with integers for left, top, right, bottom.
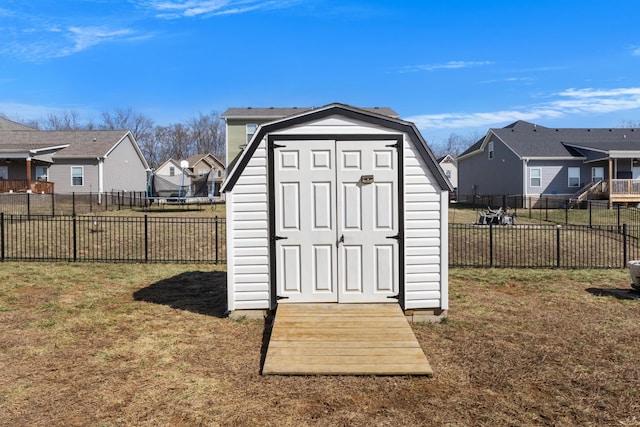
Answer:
[[274, 139, 398, 303]]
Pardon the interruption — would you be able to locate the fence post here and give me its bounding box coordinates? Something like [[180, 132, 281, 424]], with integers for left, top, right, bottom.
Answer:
[[144, 214, 148, 263], [215, 216, 219, 264], [1, 212, 4, 262], [623, 223, 628, 268], [589, 201, 592, 228], [545, 197, 549, 221], [73, 215, 77, 262], [51, 192, 55, 217], [72, 192, 76, 217], [528, 197, 532, 219], [617, 205, 621, 231], [565, 200, 569, 225], [489, 223, 494, 267], [89, 190, 93, 212], [118, 192, 121, 211], [556, 224, 561, 268]]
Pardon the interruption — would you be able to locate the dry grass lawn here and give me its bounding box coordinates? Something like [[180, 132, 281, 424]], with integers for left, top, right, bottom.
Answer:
[[1, 263, 639, 426]]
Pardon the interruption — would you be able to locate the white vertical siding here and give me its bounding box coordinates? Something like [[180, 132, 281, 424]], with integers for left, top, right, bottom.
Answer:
[[227, 140, 270, 310], [403, 137, 445, 310]]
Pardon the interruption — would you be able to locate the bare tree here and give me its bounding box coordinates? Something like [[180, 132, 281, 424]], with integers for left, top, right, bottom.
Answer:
[[189, 111, 225, 161], [42, 110, 89, 130], [153, 123, 193, 163]]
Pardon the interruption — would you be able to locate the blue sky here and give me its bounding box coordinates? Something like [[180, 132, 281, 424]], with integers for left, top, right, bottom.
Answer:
[[2, 0, 640, 145]]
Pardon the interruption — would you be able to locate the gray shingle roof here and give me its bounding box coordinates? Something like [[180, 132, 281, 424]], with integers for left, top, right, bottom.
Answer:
[[222, 106, 400, 120], [0, 130, 130, 157], [0, 117, 36, 131], [462, 120, 640, 159]]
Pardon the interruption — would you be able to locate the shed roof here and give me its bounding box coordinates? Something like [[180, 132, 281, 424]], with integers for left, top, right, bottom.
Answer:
[[222, 103, 451, 193], [0, 117, 36, 131]]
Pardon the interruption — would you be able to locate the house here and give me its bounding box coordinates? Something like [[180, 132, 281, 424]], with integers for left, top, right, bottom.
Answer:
[[221, 106, 400, 167], [154, 158, 194, 197], [438, 154, 457, 199], [185, 153, 226, 197], [0, 123, 150, 195], [457, 120, 640, 207], [221, 103, 452, 320]]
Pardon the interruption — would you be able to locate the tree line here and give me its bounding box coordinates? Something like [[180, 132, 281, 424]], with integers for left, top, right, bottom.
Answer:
[[2, 108, 225, 168]]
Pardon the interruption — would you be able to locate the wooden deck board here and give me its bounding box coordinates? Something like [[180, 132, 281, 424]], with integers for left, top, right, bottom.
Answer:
[[262, 303, 433, 376]]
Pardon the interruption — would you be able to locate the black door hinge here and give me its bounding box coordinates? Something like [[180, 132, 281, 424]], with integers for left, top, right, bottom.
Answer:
[[385, 142, 400, 149], [276, 295, 289, 300], [271, 235, 288, 242], [271, 143, 286, 149], [386, 233, 400, 240], [387, 294, 400, 300]]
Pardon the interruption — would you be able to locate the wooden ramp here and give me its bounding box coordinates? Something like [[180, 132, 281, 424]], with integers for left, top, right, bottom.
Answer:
[[262, 303, 433, 376]]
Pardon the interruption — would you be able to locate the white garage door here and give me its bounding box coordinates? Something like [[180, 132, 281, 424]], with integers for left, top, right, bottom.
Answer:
[[273, 139, 399, 303]]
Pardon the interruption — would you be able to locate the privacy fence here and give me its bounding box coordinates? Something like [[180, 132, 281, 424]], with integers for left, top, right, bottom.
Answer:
[[0, 213, 226, 263]]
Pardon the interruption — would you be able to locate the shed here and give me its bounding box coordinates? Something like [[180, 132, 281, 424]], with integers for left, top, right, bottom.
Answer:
[[221, 103, 452, 319]]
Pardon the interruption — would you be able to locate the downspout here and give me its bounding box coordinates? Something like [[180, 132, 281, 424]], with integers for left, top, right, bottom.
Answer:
[[523, 158, 529, 207], [608, 158, 613, 208], [26, 157, 32, 193], [98, 157, 104, 204]]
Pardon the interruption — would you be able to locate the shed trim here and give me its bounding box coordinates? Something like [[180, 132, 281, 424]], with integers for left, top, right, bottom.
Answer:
[[266, 133, 405, 309]]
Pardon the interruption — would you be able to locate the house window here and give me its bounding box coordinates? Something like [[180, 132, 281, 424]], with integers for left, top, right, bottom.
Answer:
[[568, 167, 580, 187], [592, 167, 604, 183], [198, 169, 207, 177], [445, 170, 452, 179], [36, 166, 48, 182], [246, 123, 257, 144], [218, 169, 222, 177], [169, 166, 175, 177], [488, 141, 494, 160], [71, 166, 84, 186], [530, 168, 541, 187]]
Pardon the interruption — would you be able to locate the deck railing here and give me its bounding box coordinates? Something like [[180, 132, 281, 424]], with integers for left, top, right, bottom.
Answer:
[[610, 179, 640, 195], [0, 179, 55, 194]]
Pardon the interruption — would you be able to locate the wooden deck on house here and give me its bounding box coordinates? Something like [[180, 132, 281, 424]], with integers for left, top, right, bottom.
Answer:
[[262, 303, 433, 376]]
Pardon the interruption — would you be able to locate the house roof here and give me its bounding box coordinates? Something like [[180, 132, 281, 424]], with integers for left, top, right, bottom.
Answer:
[[222, 106, 400, 120], [0, 129, 149, 168], [458, 120, 640, 160], [222, 103, 451, 193], [0, 117, 37, 131], [186, 153, 226, 168]]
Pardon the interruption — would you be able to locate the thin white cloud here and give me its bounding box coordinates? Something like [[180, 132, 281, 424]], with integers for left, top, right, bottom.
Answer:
[[399, 61, 494, 73], [406, 87, 640, 131], [142, 0, 300, 18], [3, 25, 151, 61], [632, 46, 640, 56]]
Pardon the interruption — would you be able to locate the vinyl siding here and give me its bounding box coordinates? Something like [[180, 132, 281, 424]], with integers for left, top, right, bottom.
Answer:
[[103, 136, 148, 192], [526, 160, 587, 196], [227, 140, 270, 310], [403, 139, 446, 309], [458, 135, 522, 199], [48, 159, 99, 194], [227, 115, 447, 311]]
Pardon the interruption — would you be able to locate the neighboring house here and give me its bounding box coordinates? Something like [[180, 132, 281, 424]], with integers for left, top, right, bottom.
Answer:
[[438, 154, 457, 194], [221, 106, 400, 167], [154, 158, 194, 197], [457, 120, 640, 207], [0, 125, 150, 195], [185, 153, 226, 197]]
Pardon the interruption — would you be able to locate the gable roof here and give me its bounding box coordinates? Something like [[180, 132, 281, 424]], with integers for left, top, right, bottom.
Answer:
[[222, 106, 400, 120], [0, 130, 149, 168], [186, 153, 225, 168], [222, 103, 451, 192], [458, 120, 640, 160], [0, 117, 37, 131]]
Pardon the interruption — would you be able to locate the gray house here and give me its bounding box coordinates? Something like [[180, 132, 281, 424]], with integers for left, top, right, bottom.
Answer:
[[457, 120, 640, 207], [0, 123, 149, 195]]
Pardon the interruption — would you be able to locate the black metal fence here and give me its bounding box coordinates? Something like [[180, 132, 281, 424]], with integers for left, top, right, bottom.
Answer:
[[0, 192, 221, 217], [0, 213, 226, 263], [450, 223, 640, 268]]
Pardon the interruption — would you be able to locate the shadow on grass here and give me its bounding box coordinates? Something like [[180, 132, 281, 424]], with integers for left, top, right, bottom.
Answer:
[[586, 287, 640, 300], [133, 271, 228, 317]]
